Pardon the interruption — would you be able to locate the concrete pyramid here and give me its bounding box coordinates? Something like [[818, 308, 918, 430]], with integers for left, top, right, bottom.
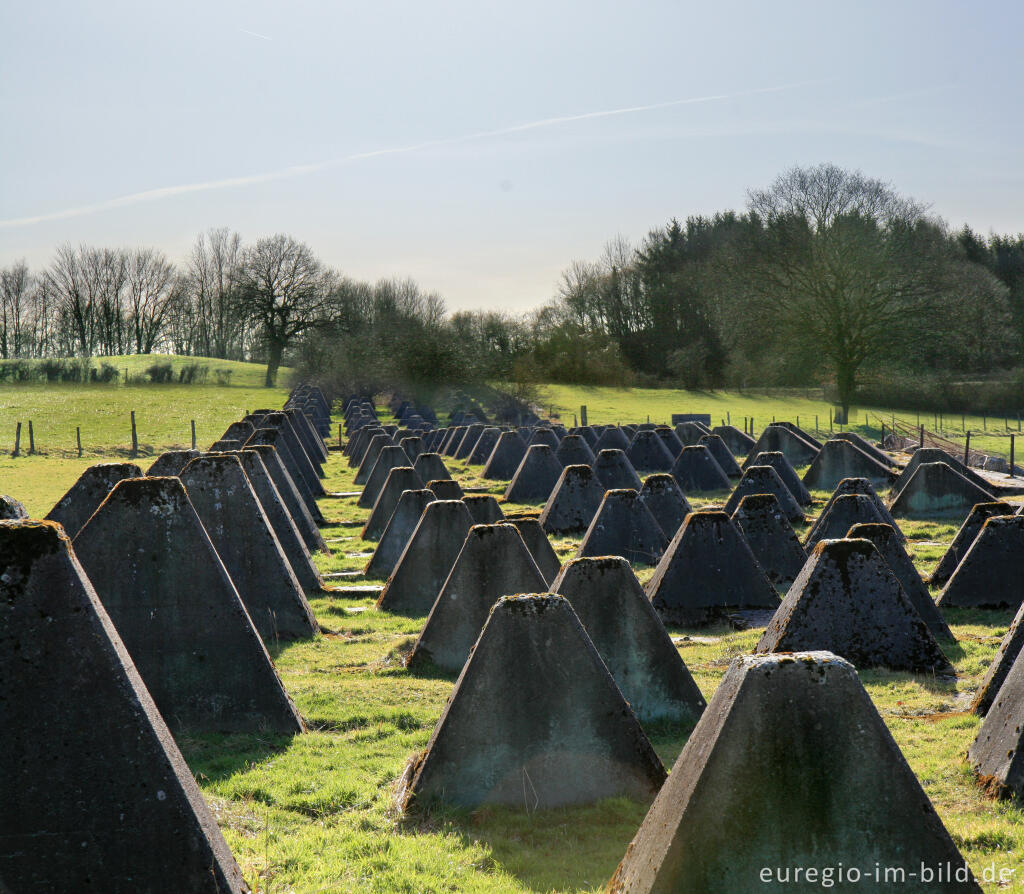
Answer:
[[647, 511, 779, 625], [804, 493, 886, 550], [847, 522, 953, 641], [937, 514, 1024, 609], [376, 500, 474, 614], [180, 455, 318, 641], [0, 494, 28, 519], [555, 433, 596, 467], [540, 464, 606, 534], [245, 426, 325, 523], [365, 489, 436, 580], [592, 448, 643, 491], [803, 438, 896, 491], [806, 476, 903, 545], [399, 594, 666, 811], [509, 518, 562, 584], [359, 445, 414, 508], [891, 462, 995, 520], [347, 425, 384, 466], [463, 494, 504, 525], [972, 601, 1024, 716], [670, 445, 730, 493], [218, 420, 255, 447], [354, 433, 393, 485], [711, 423, 755, 454], [468, 426, 502, 464], [969, 648, 1024, 799], [454, 423, 486, 460], [637, 473, 691, 538], [731, 493, 807, 588], [428, 478, 464, 499], [931, 502, 1016, 587], [746, 450, 812, 505], [440, 426, 466, 455], [210, 438, 241, 452], [235, 449, 325, 594], [697, 434, 741, 478], [414, 451, 453, 483], [742, 423, 819, 469], [45, 462, 142, 538], [0, 520, 250, 892], [674, 421, 711, 446], [397, 435, 422, 460], [723, 465, 804, 522], [832, 430, 899, 468], [504, 444, 564, 503], [578, 488, 668, 566], [245, 443, 329, 552], [552, 557, 706, 724], [146, 449, 200, 476], [575, 425, 599, 449], [482, 432, 528, 480], [407, 524, 548, 674], [528, 427, 561, 450], [362, 466, 426, 540], [892, 446, 991, 496], [626, 430, 676, 473], [758, 539, 953, 673], [609, 651, 980, 894], [594, 425, 631, 453], [655, 426, 684, 455], [258, 412, 325, 494], [72, 477, 303, 733]]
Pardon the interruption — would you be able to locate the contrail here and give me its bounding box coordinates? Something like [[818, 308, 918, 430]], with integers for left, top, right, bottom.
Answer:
[[0, 80, 820, 229], [240, 28, 273, 41]]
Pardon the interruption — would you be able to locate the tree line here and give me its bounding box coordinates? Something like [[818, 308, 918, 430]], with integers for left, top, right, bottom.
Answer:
[[2, 164, 1023, 410]]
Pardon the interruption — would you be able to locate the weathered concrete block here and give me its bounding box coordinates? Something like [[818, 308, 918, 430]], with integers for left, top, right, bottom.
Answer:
[[806, 477, 903, 545], [892, 447, 991, 497], [482, 431, 528, 480], [742, 424, 819, 470], [0, 520, 251, 892], [427, 478, 464, 500], [180, 455, 317, 641], [647, 510, 779, 625], [505, 444, 564, 504], [938, 514, 1024, 609], [468, 427, 502, 465], [931, 501, 1015, 587], [146, 449, 200, 477], [610, 651, 979, 893], [359, 445, 415, 508], [803, 437, 897, 492], [758, 538, 953, 673], [731, 493, 807, 588], [414, 451, 454, 483], [45, 462, 142, 538], [362, 467, 426, 540], [463, 494, 505, 525], [0, 494, 28, 519], [669, 445, 730, 493], [637, 473, 691, 539], [697, 434, 741, 478], [673, 421, 711, 447], [627, 430, 676, 473], [509, 518, 562, 584], [354, 433, 393, 485], [972, 600, 1024, 716], [846, 522, 952, 641], [73, 477, 303, 733], [399, 594, 666, 811], [594, 426, 631, 453], [804, 493, 886, 550], [592, 448, 643, 491], [578, 488, 668, 566], [246, 443, 329, 553], [552, 557, 705, 724], [365, 489, 436, 580], [890, 462, 995, 520], [711, 424, 755, 454], [723, 465, 804, 522], [528, 427, 561, 450], [245, 427, 325, 523], [555, 433, 596, 467], [540, 464, 606, 535], [376, 500, 474, 615], [407, 524, 547, 674], [969, 644, 1024, 799], [746, 450, 812, 505]]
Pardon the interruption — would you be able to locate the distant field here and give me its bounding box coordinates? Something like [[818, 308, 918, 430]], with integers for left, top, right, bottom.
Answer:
[[0, 355, 291, 511]]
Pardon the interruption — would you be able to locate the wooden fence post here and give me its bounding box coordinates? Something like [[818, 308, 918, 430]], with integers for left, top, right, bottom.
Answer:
[[964, 430, 971, 466], [76, 426, 82, 458], [130, 411, 138, 457], [12, 422, 21, 457], [1010, 435, 1016, 478], [28, 421, 35, 455]]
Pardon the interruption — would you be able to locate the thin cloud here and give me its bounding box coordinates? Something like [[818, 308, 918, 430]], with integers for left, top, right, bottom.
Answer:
[[0, 80, 821, 229], [240, 28, 273, 41]]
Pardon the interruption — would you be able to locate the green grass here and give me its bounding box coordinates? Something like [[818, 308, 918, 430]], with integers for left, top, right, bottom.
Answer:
[[6, 378, 1024, 891]]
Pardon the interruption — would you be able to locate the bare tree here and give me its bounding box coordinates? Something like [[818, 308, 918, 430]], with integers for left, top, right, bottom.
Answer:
[[0, 261, 31, 358], [125, 248, 178, 353], [236, 234, 335, 386], [187, 228, 244, 358]]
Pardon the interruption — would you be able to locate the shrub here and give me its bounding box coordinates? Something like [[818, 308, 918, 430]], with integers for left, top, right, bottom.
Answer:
[[178, 362, 209, 384], [145, 362, 174, 384], [91, 362, 120, 383], [213, 368, 233, 386]]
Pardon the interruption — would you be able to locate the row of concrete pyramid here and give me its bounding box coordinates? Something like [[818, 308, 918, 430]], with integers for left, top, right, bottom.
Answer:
[[0, 385, 332, 892]]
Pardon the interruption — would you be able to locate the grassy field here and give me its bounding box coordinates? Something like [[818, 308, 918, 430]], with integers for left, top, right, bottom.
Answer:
[[4, 378, 1024, 891]]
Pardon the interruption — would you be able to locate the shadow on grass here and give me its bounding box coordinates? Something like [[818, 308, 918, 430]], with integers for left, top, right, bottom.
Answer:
[[179, 731, 297, 784]]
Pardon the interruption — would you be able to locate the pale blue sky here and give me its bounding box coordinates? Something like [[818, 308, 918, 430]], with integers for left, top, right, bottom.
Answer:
[[2, 0, 1022, 311]]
